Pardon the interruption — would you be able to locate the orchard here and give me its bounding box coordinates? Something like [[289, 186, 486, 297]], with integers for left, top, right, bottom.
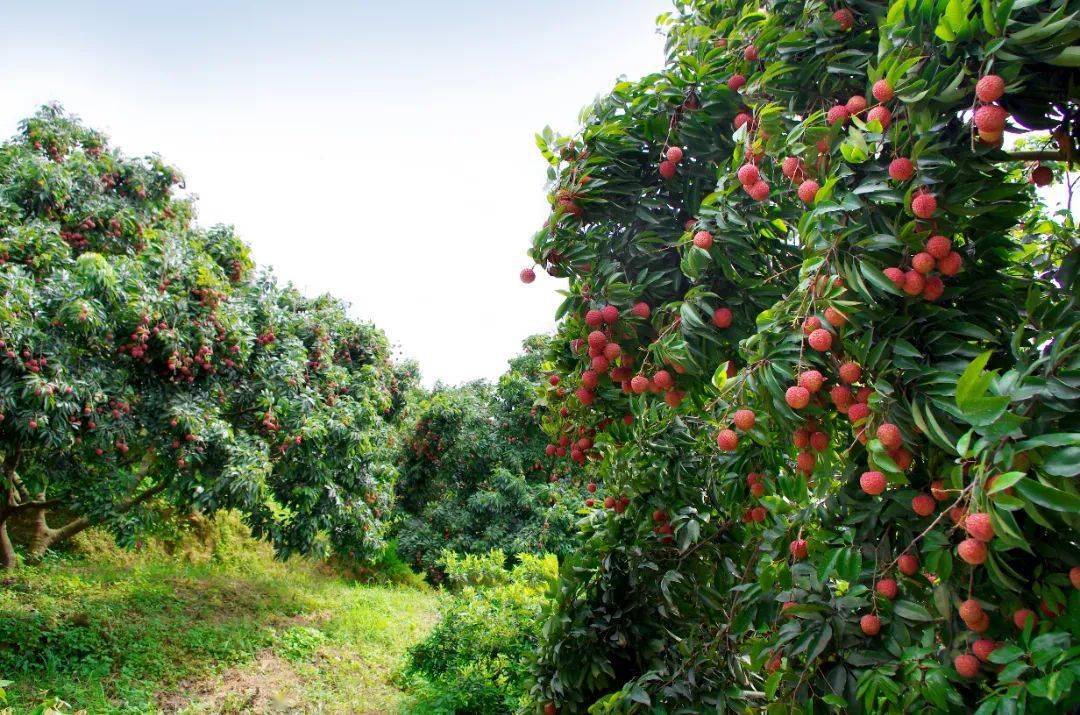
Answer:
[[521, 0, 1078, 712]]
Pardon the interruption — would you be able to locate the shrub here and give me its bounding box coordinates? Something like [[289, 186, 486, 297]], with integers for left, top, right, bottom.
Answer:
[[403, 552, 556, 714]]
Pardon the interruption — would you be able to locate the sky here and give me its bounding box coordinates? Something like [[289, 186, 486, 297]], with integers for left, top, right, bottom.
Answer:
[[0, 0, 671, 386]]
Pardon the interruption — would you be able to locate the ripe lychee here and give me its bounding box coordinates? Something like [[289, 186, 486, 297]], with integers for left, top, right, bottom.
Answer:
[[781, 156, 805, 181], [912, 494, 936, 517], [630, 374, 649, 394], [659, 160, 677, 179], [975, 74, 1005, 103], [748, 180, 770, 201], [798, 179, 820, 204], [727, 74, 747, 91], [734, 112, 752, 129], [693, 231, 714, 249], [860, 471, 886, 495], [712, 307, 733, 328], [903, 270, 926, 296], [872, 79, 894, 102], [898, 554, 919, 576], [888, 157, 914, 181], [737, 163, 760, 186], [926, 235, 951, 259], [866, 105, 892, 129], [632, 301, 651, 318], [877, 422, 902, 449], [930, 480, 948, 501], [666, 146, 684, 164], [823, 306, 846, 327], [938, 251, 962, 276], [954, 654, 979, 678], [860, 613, 881, 635], [520, 268, 536, 283], [798, 370, 824, 393], [911, 191, 937, 219], [664, 389, 685, 408], [652, 370, 674, 390], [911, 252, 935, 274], [716, 429, 739, 451], [958, 538, 987, 565], [575, 387, 595, 406], [786, 386, 811, 409], [826, 105, 849, 126], [733, 409, 755, 431], [789, 539, 808, 560], [1013, 608, 1036, 629], [807, 328, 833, 352], [796, 451, 816, 474], [1071, 566, 1080, 589], [883, 266, 905, 288], [830, 385, 853, 412], [965, 512, 994, 542], [1031, 165, 1053, 187], [846, 94, 867, 115], [875, 578, 898, 599], [588, 330, 607, 350], [601, 305, 619, 324], [586, 310, 603, 327], [810, 431, 829, 452], [922, 275, 944, 302], [974, 104, 1007, 133], [802, 316, 822, 334], [793, 428, 811, 449], [959, 599, 985, 624], [744, 44, 759, 61], [839, 362, 861, 384], [581, 370, 598, 390], [848, 402, 870, 422], [833, 8, 855, 30], [972, 639, 997, 663]]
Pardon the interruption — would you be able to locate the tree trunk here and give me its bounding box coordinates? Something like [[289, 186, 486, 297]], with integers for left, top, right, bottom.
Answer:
[[1, 449, 19, 570]]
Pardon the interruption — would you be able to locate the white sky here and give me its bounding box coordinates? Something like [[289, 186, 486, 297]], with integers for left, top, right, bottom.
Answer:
[[0, 0, 670, 386]]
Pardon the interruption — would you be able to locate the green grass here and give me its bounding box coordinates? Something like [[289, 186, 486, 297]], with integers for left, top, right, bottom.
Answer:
[[0, 538, 441, 713]]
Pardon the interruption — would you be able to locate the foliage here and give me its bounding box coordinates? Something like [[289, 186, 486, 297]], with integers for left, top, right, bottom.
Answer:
[[522, 0, 1079, 712], [0, 518, 441, 712], [395, 336, 588, 580], [0, 105, 402, 567], [403, 551, 557, 714]]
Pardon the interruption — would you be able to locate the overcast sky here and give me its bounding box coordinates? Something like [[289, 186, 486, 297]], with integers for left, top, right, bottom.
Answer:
[[0, 0, 670, 385]]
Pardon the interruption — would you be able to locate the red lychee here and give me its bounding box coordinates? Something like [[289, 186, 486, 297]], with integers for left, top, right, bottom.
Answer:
[[975, 74, 1005, 103], [872, 79, 894, 102], [693, 230, 714, 249], [798, 370, 824, 393], [903, 270, 926, 296], [839, 362, 861, 385], [727, 74, 746, 91], [789, 539, 808, 560], [781, 156, 805, 181], [954, 654, 979, 678], [888, 157, 914, 181], [974, 104, 1007, 133], [922, 275, 944, 302], [786, 386, 811, 409], [826, 105, 849, 126], [1013, 608, 1036, 629], [972, 639, 997, 663], [860, 471, 886, 495], [875, 578, 899, 600], [833, 8, 855, 30], [938, 251, 962, 276], [877, 422, 902, 449], [1031, 165, 1053, 187], [807, 328, 833, 352], [716, 429, 739, 451], [911, 252, 935, 274], [860, 613, 881, 635], [652, 370, 674, 390], [630, 374, 649, 394], [958, 538, 987, 565], [898, 554, 919, 576], [846, 94, 867, 115], [520, 268, 536, 283], [798, 179, 820, 204], [926, 235, 951, 260], [659, 160, 677, 179], [823, 306, 846, 327], [810, 431, 829, 452], [867, 105, 891, 129], [748, 180, 770, 201], [586, 310, 603, 327], [737, 163, 760, 186], [733, 409, 755, 431], [848, 402, 870, 422], [666, 146, 684, 164], [911, 191, 937, 219], [632, 301, 650, 318], [601, 305, 619, 324], [884, 266, 905, 288], [912, 494, 936, 517], [744, 44, 759, 61], [712, 307, 733, 328], [965, 512, 994, 542]]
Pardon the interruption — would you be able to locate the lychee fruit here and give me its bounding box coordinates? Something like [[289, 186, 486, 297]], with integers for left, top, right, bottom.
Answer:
[[586, 310, 603, 327], [520, 268, 536, 283], [823, 306, 846, 327], [903, 270, 926, 296], [632, 301, 651, 318], [693, 231, 714, 249], [867, 105, 891, 129], [846, 94, 867, 115], [601, 305, 619, 324], [883, 267, 905, 288], [938, 251, 962, 276], [659, 160, 677, 179], [926, 235, 951, 259], [875, 578, 898, 599], [860, 471, 886, 495], [911, 191, 937, 219], [954, 654, 979, 678], [807, 328, 833, 352], [959, 599, 985, 624], [965, 512, 994, 542], [911, 252, 935, 274], [898, 554, 919, 576], [796, 451, 816, 474], [888, 157, 914, 181], [833, 8, 855, 30], [744, 44, 759, 61], [826, 105, 849, 126], [733, 409, 755, 431], [957, 538, 987, 565], [848, 402, 870, 422], [798, 179, 820, 204], [666, 146, 684, 164], [972, 639, 997, 663], [860, 613, 881, 635], [810, 431, 829, 452], [872, 79, 894, 102], [781, 156, 805, 181], [630, 374, 649, 394], [652, 370, 674, 390], [716, 429, 739, 451], [975, 74, 1005, 103], [748, 180, 770, 201], [922, 275, 944, 302], [712, 307, 733, 328], [974, 104, 1007, 133], [789, 539, 808, 560], [798, 370, 824, 393], [877, 422, 902, 449], [839, 362, 861, 384], [1013, 608, 1036, 629], [930, 480, 948, 501], [737, 163, 760, 186], [727, 74, 746, 91], [802, 316, 822, 334], [786, 386, 811, 409], [912, 494, 936, 517], [1031, 165, 1053, 187]]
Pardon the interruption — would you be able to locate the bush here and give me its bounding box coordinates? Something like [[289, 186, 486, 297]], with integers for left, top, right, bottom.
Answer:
[[403, 551, 556, 714]]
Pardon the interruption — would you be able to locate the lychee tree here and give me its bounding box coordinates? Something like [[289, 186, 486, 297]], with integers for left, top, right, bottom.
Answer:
[[521, 1, 1079, 712], [0, 106, 400, 568]]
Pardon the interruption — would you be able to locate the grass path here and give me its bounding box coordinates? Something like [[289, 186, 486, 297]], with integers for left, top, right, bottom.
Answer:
[[0, 550, 441, 713]]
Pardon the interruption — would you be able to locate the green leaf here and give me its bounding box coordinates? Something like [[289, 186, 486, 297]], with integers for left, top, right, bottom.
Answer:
[[893, 600, 934, 622], [1014, 479, 1080, 513]]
